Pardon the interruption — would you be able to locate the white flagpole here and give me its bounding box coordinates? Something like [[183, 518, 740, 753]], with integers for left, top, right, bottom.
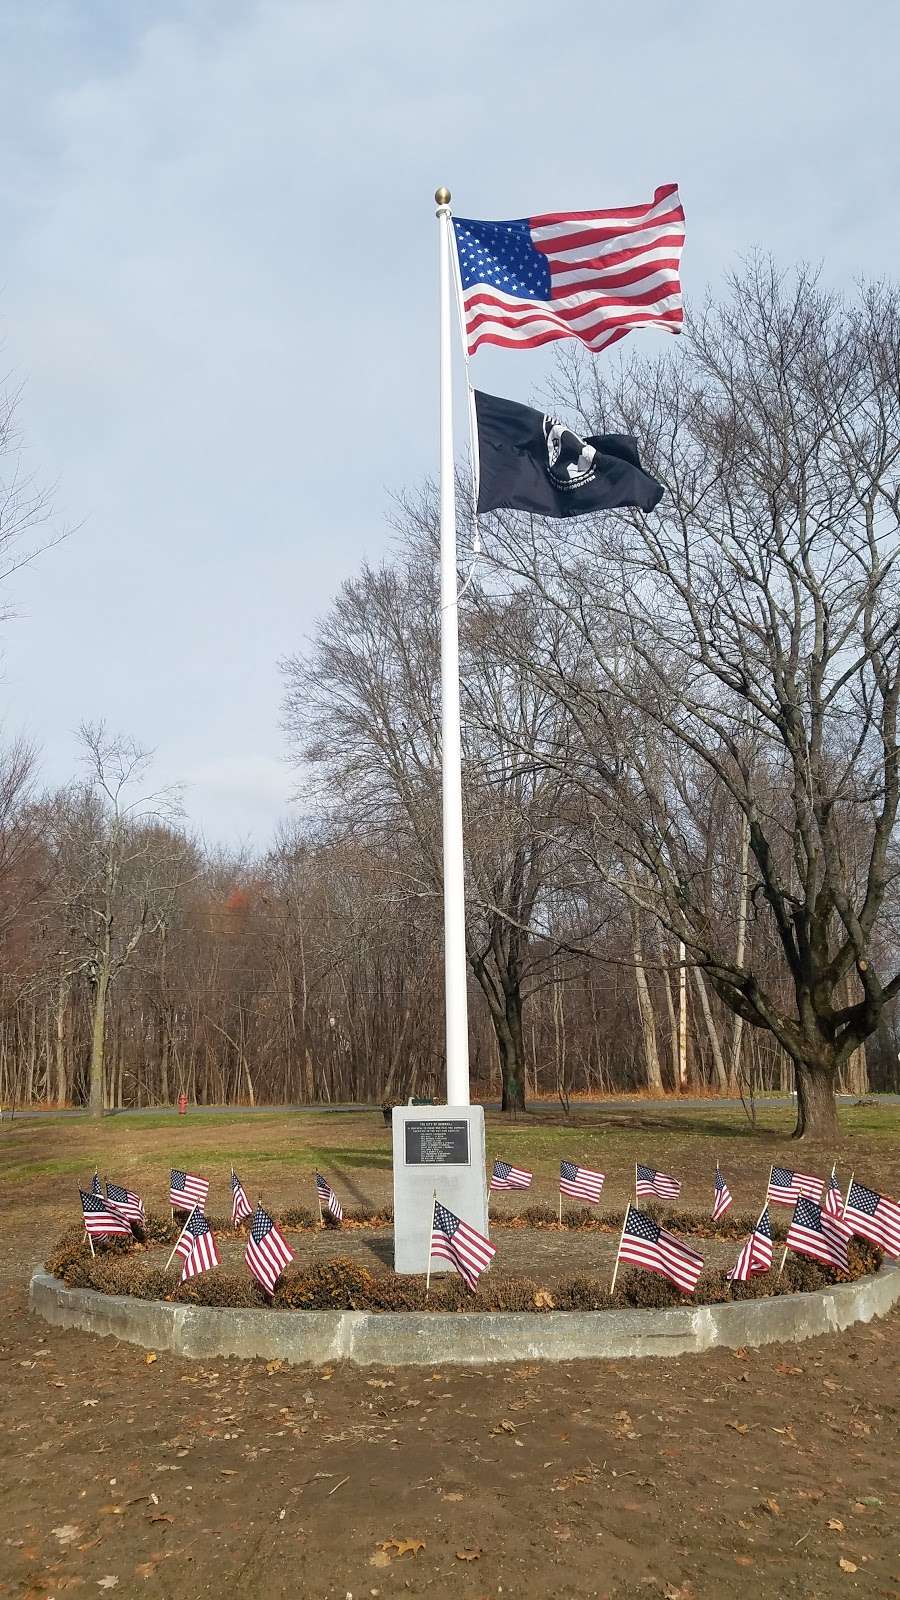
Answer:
[[426, 1191, 437, 1298], [610, 1204, 631, 1295], [435, 185, 470, 1108]]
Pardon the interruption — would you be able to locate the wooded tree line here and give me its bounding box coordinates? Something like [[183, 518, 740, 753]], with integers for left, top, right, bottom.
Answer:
[[3, 263, 900, 1133]]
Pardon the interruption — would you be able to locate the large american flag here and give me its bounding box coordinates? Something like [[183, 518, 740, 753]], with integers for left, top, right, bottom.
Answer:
[[711, 1167, 733, 1222], [452, 185, 684, 356], [180, 1211, 220, 1282], [80, 1188, 132, 1238], [430, 1200, 495, 1293], [785, 1197, 850, 1273], [636, 1164, 681, 1201], [245, 1204, 294, 1295], [91, 1170, 102, 1196], [170, 1169, 209, 1211], [559, 1161, 605, 1204], [315, 1172, 343, 1222], [727, 1206, 773, 1282], [490, 1159, 533, 1192], [231, 1169, 252, 1225], [617, 1205, 704, 1294], [105, 1181, 145, 1226], [842, 1178, 900, 1257], [766, 1166, 823, 1206]]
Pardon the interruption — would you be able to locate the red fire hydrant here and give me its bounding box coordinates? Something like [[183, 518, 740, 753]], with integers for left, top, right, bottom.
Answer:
[[177, 1092, 188, 1116]]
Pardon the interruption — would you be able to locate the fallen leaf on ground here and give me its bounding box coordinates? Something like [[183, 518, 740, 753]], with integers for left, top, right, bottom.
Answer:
[[390, 1539, 424, 1557], [456, 1549, 481, 1561], [97, 1579, 119, 1590], [369, 1551, 391, 1569], [443, 1492, 464, 1503], [533, 1290, 555, 1309], [664, 1584, 695, 1600], [727, 1422, 749, 1436], [774, 1363, 803, 1376], [144, 1354, 157, 1366], [839, 1558, 858, 1573], [828, 1518, 845, 1532], [135, 1562, 157, 1580], [52, 1525, 83, 1546], [734, 1555, 754, 1567], [759, 1498, 781, 1517]]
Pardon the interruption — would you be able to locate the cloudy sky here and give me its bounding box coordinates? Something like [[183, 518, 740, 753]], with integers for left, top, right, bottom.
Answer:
[[3, 0, 899, 846]]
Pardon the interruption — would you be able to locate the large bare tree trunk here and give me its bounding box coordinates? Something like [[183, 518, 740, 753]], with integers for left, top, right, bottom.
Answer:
[[794, 1060, 840, 1139], [629, 902, 663, 1092], [692, 966, 728, 1090], [727, 810, 750, 1090]]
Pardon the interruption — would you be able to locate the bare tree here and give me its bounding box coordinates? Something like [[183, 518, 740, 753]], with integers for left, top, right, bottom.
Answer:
[[491, 261, 900, 1138]]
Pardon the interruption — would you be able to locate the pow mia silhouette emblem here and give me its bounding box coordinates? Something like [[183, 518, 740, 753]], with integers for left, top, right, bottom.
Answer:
[[542, 415, 598, 492]]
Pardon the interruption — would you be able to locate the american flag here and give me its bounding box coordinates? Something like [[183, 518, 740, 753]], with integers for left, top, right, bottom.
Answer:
[[80, 1188, 132, 1238], [824, 1167, 844, 1219], [231, 1169, 252, 1225], [842, 1178, 900, 1258], [180, 1211, 220, 1282], [452, 185, 685, 356], [245, 1204, 294, 1295], [171, 1204, 202, 1263], [766, 1166, 823, 1206], [616, 1205, 704, 1294], [727, 1206, 774, 1282], [636, 1164, 681, 1201], [712, 1167, 733, 1222], [430, 1200, 496, 1293], [559, 1161, 605, 1204], [105, 1181, 145, 1226], [170, 1169, 209, 1211], [490, 1159, 533, 1191], [90, 1170, 102, 1196], [315, 1172, 343, 1222], [785, 1196, 850, 1273]]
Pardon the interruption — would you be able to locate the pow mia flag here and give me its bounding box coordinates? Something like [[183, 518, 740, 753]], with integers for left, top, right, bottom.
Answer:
[[473, 389, 664, 518]]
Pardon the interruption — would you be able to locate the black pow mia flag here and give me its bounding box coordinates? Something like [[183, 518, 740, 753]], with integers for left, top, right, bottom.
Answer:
[[473, 389, 664, 518]]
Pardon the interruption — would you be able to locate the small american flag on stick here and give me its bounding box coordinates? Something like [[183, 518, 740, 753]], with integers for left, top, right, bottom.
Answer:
[[727, 1206, 773, 1282], [105, 1181, 145, 1227], [430, 1199, 495, 1293], [613, 1205, 704, 1295], [842, 1177, 900, 1257], [315, 1173, 343, 1222], [170, 1169, 209, 1211], [245, 1204, 294, 1295], [636, 1164, 681, 1201], [490, 1159, 533, 1191], [711, 1166, 733, 1222], [784, 1197, 850, 1273], [231, 1169, 252, 1225], [559, 1161, 605, 1204], [80, 1188, 131, 1238], [766, 1165, 823, 1206], [180, 1211, 220, 1282], [823, 1166, 844, 1219]]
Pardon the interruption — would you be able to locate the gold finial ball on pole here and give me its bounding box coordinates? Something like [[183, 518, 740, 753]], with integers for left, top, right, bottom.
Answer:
[[435, 186, 451, 207]]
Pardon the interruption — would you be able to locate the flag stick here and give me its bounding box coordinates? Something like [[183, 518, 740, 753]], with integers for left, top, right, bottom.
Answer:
[[610, 1204, 631, 1296], [435, 185, 470, 1108], [777, 1244, 789, 1278], [842, 1171, 855, 1221], [316, 1184, 323, 1228], [558, 1185, 562, 1225], [87, 1232, 95, 1258], [634, 1162, 638, 1205], [165, 1204, 196, 1271], [425, 1191, 437, 1299], [766, 1162, 773, 1202]]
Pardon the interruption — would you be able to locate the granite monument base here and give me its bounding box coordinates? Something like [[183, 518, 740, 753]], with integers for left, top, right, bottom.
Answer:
[[392, 1104, 488, 1274]]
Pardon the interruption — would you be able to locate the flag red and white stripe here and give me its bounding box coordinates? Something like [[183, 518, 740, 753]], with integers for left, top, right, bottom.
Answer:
[[842, 1178, 900, 1257], [490, 1159, 533, 1191], [785, 1197, 850, 1273], [430, 1199, 496, 1292], [615, 1205, 704, 1294], [245, 1204, 294, 1295], [231, 1169, 252, 1225], [80, 1188, 132, 1238], [170, 1169, 209, 1211], [454, 186, 685, 356], [824, 1167, 844, 1218], [315, 1172, 343, 1222], [636, 1164, 681, 1201], [727, 1206, 774, 1282], [766, 1166, 823, 1206], [180, 1212, 220, 1281], [105, 1181, 145, 1226], [559, 1161, 605, 1204], [712, 1167, 733, 1221]]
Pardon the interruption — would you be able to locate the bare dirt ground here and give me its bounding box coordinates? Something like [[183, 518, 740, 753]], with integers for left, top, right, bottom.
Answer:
[[2, 1105, 898, 1599]]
